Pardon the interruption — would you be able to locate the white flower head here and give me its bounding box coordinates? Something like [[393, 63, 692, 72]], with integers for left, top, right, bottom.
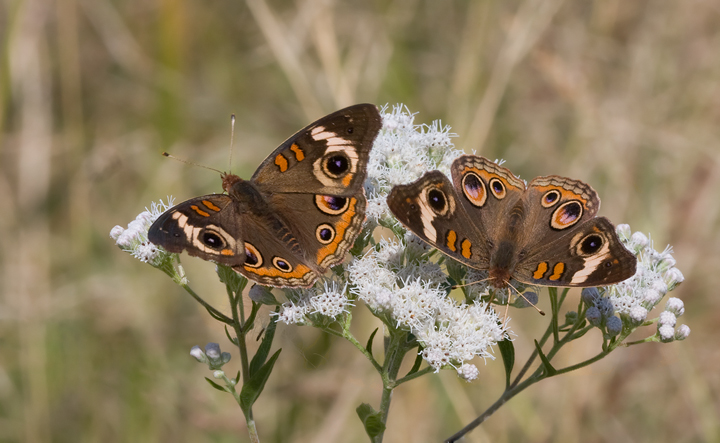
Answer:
[[309, 281, 353, 320], [675, 324, 690, 341], [365, 104, 464, 222], [457, 363, 480, 382], [658, 311, 677, 327], [112, 197, 176, 267], [599, 225, 687, 336], [658, 324, 675, 342]]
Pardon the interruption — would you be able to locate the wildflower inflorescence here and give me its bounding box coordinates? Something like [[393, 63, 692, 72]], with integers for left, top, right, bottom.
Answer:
[[580, 224, 688, 342], [111, 198, 176, 271]]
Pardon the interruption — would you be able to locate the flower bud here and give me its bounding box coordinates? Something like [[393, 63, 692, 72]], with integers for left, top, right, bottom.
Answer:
[[658, 325, 675, 342], [665, 297, 685, 316], [581, 287, 600, 306], [606, 316, 622, 336], [674, 324, 690, 340]]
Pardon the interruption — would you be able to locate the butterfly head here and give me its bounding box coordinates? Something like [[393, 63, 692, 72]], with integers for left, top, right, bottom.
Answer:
[[221, 172, 242, 193]]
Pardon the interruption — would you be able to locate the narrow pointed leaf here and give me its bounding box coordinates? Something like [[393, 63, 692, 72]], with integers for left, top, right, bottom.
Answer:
[[498, 339, 515, 388], [204, 377, 226, 392], [366, 328, 379, 356], [249, 315, 278, 377], [240, 349, 281, 411], [534, 340, 557, 376], [406, 349, 423, 377]]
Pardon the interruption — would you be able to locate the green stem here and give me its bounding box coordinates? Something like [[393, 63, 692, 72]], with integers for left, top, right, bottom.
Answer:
[[393, 366, 434, 386], [227, 286, 258, 442], [445, 371, 544, 443]]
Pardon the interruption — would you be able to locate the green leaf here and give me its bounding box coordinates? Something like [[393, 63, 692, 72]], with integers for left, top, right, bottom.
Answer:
[[406, 349, 423, 377], [356, 403, 386, 439], [534, 340, 557, 377], [240, 349, 281, 412], [366, 328, 379, 357], [249, 314, 278, 377], [498, 339, 515, 388], [224, 326, 238, 345], [217, 264, 248, 296], [204, 377, 226, 392], [234, 370, 241, 385]]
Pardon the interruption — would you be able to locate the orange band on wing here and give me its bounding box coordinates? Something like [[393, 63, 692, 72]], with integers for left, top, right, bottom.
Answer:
[[446, 230, 457, 252], [533, 262, 548, 280], [275, 154, 288, 172], [549, 262, 565, 281], [244, 262, 312, 279], [316, 197, 357, 265], [190, 205, 210, 217], [290, 143, 305, 161], [461, 239, 472, 259], [202, 200, 222, 212]]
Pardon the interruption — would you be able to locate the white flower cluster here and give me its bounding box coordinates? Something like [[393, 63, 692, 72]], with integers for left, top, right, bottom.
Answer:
[[111, 198, 175, 267], [598, 224, 688, 340], [273, 281, 353, 325], [364, 104, 465, 223], [347, 236, 508, 375]]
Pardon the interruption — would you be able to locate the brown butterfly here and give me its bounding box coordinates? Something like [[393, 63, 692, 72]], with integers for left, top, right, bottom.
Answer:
[[387, 155, 636, 289], [149, 104, 382, 288]]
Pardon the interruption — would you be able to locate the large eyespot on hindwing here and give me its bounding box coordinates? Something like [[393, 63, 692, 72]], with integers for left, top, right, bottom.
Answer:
[[489, 178, 506, 199], [462, 172, 487, 207], [243, 243, 263, 268], [315, 195, 350, 215], [425, 187, 449, 216], [574, 233, 605, 257], [316, 223, 336, 245], [272, 256, 293, 272], [541, 189, 561, 208], [550, 200, 583, 230]]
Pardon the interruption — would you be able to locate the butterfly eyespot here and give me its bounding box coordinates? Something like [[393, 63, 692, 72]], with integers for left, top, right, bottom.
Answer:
[[316, 223, 336, 245], [541, 190, 561, 208], [605, 261, 613, 268], [347, 127, 354, 134], [489, 178, 506, 199], [202, 232, 224, 248], [550, 201, 583, 230], [272, 256, 293, 272], [322, 153, 350, 178], [462, 172, 487, 207], [579, 234, 604, 255], [315, 195, 350, 215], [244, 243, 263, 268], [427, 188, 447, 214]]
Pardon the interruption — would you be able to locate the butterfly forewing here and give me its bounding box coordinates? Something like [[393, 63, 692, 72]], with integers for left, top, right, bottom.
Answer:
[[387, 171, 491, 269], [251, 104, 382, 197], [148, 195, 246, 266]]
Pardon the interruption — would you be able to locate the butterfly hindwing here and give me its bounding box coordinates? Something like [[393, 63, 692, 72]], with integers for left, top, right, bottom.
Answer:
[[515, 217, 637, 287]]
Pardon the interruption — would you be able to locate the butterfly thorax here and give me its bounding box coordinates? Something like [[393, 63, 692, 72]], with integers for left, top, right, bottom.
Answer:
[[489, 240, 518, 288], [222, 173, 270, 213]]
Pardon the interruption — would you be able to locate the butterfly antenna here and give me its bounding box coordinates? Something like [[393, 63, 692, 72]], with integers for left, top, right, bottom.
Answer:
[[451, 276, 493, 290], [507, 283, 545, 316], [228, 114, 236, 174], [161, 152, 224, 175]]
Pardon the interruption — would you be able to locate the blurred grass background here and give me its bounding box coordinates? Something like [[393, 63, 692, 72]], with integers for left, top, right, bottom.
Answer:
[[1, 0, 719, 442]]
